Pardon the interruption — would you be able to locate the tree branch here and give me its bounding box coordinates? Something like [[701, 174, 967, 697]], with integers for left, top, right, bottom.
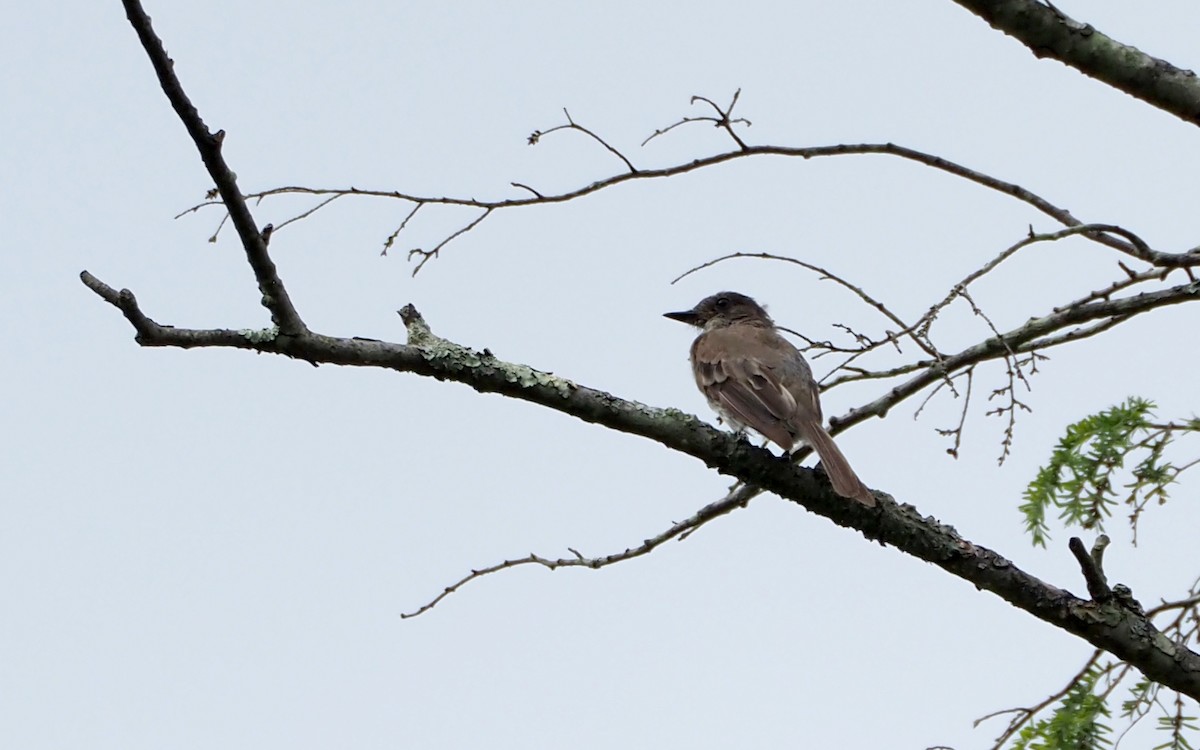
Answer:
[[950, 0, 1200, 126], [122, 0, 307, 335], [187, 140, 1200, 271], [828, 277, 1200, 430], [102, 1, 1200, 705], [400, 483, 753, 619], [81, 269, 1200, 699]]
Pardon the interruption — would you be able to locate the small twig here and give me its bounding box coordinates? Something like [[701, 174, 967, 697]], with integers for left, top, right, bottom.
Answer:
[[407, 207, 492, 275], [913, 373, 962, 420], [935, 368, 974, 458], [528, 108, 637, 173], [272, 193, 343, 233], [1069, 535, 1113, 602], [400, 487, 755, 618], [958, 288, 1034, 464], [643, 89, 752, 149], [381, 203, 423, 256], [917, 224, 1162, 345], [960, 288, 1030, 388], [692, 89, 750, 150], [833, 277, 1200, 436], [207, 211, 231, 243], [510, 182, 543, 198]]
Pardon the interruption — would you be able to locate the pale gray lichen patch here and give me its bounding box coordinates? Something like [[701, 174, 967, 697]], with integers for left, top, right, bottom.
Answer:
[[1153, 631, 1178, 657], [660, 407, 694, 421], [239, 326, 279, 344], [496, 361, 574, 397], [417, 339, 574, 398], [420, 338, 482, 367]]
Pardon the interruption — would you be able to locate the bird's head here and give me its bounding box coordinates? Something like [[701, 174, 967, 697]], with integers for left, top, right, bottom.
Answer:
[[663, 291, 773, 330]]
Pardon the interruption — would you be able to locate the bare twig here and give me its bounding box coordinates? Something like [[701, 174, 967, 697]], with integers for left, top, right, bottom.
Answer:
[[529, 108, 637, 173], [828, 278, 1200, 432], [381, 204, 423, 257], [957, 288, 1034, 464], [644, 89, 752, 149], [933, 368, 974, 458], [401, 487, 754, 618], [269, 193, 343, 234], [407, 207, 492, 275], [917, 224, 1159, 343]]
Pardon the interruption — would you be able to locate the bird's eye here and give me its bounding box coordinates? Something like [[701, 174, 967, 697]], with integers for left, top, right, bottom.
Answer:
[[715, 297, 728, 308]]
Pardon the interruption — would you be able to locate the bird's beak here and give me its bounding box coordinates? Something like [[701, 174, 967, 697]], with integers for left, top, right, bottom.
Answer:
[[663, 309, 701, 326]]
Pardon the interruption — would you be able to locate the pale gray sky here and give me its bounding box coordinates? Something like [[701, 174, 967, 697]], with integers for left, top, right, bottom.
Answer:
[[4, 2, 1199, 748]]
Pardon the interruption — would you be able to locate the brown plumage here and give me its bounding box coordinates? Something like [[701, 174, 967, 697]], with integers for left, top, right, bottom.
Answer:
[[665, 292, 875, 507]]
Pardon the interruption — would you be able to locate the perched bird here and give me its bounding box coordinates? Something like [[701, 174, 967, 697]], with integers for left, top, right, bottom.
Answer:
[[664, 291, 875, 506]]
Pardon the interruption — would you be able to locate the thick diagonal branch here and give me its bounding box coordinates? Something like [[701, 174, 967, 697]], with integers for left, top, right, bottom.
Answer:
[[950, 0, 1200, 127], [81, 271, 1200, 699], [122, 0, 306, 335]]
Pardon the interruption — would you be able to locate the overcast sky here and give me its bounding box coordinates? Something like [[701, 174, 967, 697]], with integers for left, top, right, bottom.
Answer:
[[4, 2, 1200, 748]]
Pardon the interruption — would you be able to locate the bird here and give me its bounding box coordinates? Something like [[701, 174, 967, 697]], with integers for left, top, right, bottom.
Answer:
[[664, 291, 875, 506]]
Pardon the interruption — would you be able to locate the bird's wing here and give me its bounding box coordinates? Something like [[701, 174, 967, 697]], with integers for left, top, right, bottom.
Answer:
[[692, 329, 797, 448]]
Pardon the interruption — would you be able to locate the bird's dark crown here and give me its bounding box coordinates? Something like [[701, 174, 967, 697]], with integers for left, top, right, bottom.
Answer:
[[663, 291, 773, 329]]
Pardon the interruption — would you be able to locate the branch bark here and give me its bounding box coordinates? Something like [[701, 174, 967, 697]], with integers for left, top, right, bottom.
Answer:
[[950, 0, 1200, 126]]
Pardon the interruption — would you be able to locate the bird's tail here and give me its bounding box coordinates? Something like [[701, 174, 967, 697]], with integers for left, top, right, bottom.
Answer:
[[796, 423, 875, 507]]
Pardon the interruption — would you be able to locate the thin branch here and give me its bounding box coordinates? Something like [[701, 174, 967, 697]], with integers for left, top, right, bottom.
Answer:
[[510, 182, 543, 198], [407, 208, 492, 275], [643, 89, 752, 150], [693, 90, 751, 149], [918, 224, 1160, 344], [180, 144, 1200, 269], [827, 278, 1200, 431], [271, 193, 343, 233], [401, 486, 754, 618], [960, 288, 1033, 464], [934, 368, 974, 458], [1014, 315, 1130, 352], [381, 204, 423, 257], [528, 108, 637, 173]]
